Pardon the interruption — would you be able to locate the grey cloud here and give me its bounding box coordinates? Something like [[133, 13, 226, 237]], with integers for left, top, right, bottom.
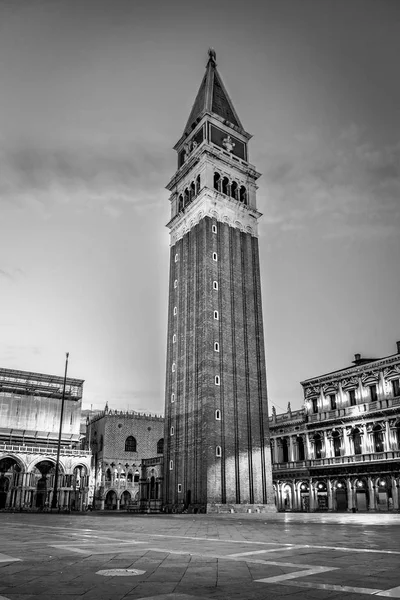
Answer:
[[0, 269, 13, 280], [0, 140, 172, 214], [259, 125, 400, 239]]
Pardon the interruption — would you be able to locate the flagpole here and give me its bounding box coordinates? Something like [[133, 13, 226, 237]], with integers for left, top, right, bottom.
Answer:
[[51, 352, 69, 511]]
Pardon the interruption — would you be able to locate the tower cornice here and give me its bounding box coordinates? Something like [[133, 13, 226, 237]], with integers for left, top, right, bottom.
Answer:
[[166, 188, 262, 245]]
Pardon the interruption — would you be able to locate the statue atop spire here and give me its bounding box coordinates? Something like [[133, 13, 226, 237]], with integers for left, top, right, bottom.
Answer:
[[208, 47, 217, 65]]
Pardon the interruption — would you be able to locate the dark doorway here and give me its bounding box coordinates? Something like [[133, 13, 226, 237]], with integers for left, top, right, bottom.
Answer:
[[336, 488, 347, 511], [185, 489, 191, 509], [0, 476, 9, 509], [36, 477, 47, 508]]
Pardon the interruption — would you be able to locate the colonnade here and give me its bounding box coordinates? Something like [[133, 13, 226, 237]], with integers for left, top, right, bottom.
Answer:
[[274, 475, 400, 512], [272, 419, 400, 464]]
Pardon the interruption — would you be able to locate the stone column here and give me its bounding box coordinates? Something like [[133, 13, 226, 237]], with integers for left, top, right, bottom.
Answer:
[[391, 477, 399, 511], [344, 428, 351, 456], [323, 431, 330, 458], [384, 420, 391, 452], [338, 382, 345, 409], [362, 424, 369, 453], [309, 480, 315, 512], [100, 498, 105, 510], [116, 498, 120, 511], [327, 479, 333, 511], [347, 479, 354, 511], [289, 437, 295, 462], [368, 478, 376, 511], [305, 433, 311, 460]]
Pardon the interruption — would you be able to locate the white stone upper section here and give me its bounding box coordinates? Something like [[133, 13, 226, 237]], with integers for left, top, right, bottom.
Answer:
[[168, 189, 261, 246]]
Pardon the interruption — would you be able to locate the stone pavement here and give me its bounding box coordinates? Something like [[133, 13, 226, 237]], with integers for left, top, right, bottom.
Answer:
[[1, 511, 400, 600]]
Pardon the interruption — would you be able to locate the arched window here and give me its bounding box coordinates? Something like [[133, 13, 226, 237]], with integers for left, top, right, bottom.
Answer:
[[332, 431, 341, 457], [127, 471, 133, 483], [196, 174, 201, 195], [230, 181, 238, 200], [157, 438, 164, 454], [213, 280, 218, 290], [214, 172, 221, 191], [281, 438, 289, 462], [373, 425, 384, 453], [239, 186, 247, 203], [215, 375, 220, 386], [214, 310, 219, 320], [215, 409, 221, 420], [106, 468, 111, 481], [212, 224, 217, 234], [222, 177, 229, 195], [134, 470, 140, 483], [190, 181, 196, 201], [178, 195, 184, 212], [214, 342, 219, 352], [352, 428, 362, 455], [216, 446, 222, 457], [99, 435, 104, 451], [170, 426, 174, 435], [125, 436, 137, 452], [314, 434, 322, 459], [171, 393, 175, 403], [184, 188, 189, 205]]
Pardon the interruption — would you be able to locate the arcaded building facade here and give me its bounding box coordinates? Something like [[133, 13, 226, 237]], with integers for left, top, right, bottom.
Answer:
[[163, 50, 275, 513], [86, 407, 164, 510], [0, 368, 91, 510], [270, 342, 400, 512]]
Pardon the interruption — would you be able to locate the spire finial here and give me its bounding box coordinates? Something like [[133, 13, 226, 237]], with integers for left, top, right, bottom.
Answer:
[[208, 47, 217, 66]]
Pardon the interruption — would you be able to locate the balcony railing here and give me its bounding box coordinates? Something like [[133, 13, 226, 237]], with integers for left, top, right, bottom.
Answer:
[[0, 443, 91, 456], [273, 450, 400, 471], [308, 396, 400, 422]]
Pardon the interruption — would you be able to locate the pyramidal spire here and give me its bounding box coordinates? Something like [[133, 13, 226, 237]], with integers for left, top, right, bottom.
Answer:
[[184, 48, 244, 135]]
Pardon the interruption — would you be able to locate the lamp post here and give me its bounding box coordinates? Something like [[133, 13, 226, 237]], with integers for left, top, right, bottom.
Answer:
[[51, 352, 69, 510]]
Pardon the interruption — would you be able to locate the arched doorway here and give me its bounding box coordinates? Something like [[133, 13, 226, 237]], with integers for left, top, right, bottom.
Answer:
[[335, 481, 347, 511], [376, 478, 389, 511], [316, 481, 328, 511], [105, 490, 117, 510], [0, 456, 24, 509], [283, 483, 292, 511], [299, 482, 309, 512], [32, 460, 57, 509], [355, 479, 369, 511], [71, 464, 87, 511], [120, 490, 131, 509]]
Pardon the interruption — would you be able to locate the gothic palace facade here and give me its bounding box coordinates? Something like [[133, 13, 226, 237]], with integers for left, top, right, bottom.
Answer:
[[270, 341, 400, 512]]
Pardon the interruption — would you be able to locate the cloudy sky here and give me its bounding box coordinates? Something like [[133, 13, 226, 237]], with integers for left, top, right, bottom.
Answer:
[[1, 0, 399, 415]]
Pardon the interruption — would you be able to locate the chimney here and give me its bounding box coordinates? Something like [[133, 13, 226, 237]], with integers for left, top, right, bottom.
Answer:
[[397, 341, 400, 355], [354, 353, 361, 362]]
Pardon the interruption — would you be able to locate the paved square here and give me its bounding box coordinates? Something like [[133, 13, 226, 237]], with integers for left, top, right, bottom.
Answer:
[[0, 512, 400, 599]]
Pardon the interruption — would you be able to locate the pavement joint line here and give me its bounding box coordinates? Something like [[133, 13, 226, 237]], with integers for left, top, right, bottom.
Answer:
[[227, 547, 302, 557], [274, 581, 400, 598], [149, 534, 400, 554], [0, 553, 21, 563]]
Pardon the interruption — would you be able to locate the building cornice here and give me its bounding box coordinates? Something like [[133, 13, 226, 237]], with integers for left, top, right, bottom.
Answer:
[[301, 354, 400, 390], [167, 189, 261, 245]]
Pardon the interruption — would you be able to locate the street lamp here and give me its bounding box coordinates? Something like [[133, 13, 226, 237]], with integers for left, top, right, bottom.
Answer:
[[51, 352, 69, 510]]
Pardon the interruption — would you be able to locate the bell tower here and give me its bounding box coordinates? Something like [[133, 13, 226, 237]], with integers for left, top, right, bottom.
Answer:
[[163, 49, 276, 513]]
